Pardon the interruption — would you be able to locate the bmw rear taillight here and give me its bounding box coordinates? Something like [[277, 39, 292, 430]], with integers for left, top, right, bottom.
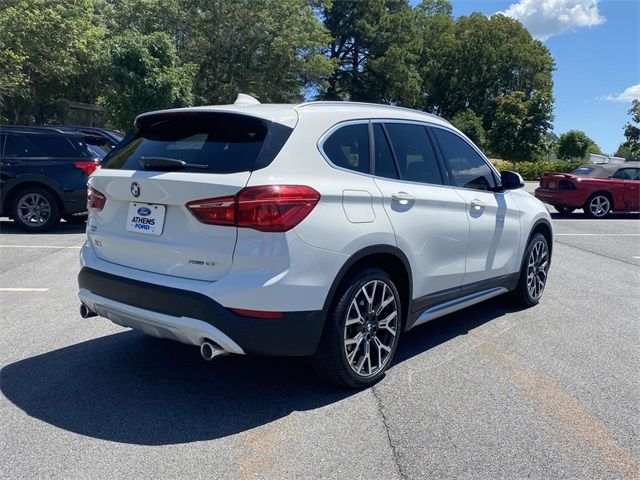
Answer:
[[186, 185, 320, 232], [87, 186, 106, 212], [74, 161, 100, 176]]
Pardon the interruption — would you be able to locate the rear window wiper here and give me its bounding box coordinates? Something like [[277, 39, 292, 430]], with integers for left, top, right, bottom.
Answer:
[[139, 156, 209, 171]]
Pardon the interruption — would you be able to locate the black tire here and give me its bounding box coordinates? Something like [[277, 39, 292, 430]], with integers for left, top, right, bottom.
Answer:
[[554, 205, 575, 215], [584, 193, 612, 218], [512, 233, 550, 307], [11, 186, 61, 232], [311, 268, 402, 388], [63, 213, 88, 224]]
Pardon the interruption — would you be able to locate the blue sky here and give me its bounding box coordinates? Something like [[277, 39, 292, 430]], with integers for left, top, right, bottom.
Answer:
[[448, 0, 639, 154]]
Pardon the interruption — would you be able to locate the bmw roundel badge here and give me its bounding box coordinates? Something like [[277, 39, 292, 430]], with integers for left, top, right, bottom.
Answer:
[[131, 182, 140, 198]]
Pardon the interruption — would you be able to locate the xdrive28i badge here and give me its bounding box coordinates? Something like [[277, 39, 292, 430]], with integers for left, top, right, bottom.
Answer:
[[131, 182, 140, 198]]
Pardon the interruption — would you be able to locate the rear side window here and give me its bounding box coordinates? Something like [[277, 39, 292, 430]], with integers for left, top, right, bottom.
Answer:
[[384, 123, 443, 185], [2, 134, 40, 157], [373, 124, 398, 180], [27, 134, 90, 157], [432, 128, 495, 191], [102, 113, 285, 174], [322, 123, 370, 174]]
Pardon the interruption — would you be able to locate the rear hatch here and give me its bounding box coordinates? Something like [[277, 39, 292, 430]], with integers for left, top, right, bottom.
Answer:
[[88, 111, 293, 281]]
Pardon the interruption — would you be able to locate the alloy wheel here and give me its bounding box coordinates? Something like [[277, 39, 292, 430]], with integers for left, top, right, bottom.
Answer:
[[343, 279, 398, 377], [526, 240, 549, 300], [17, 193, 52, 226], [589, 195, 610, 218]]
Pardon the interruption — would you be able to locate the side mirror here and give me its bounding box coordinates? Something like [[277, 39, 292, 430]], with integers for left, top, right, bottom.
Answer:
[[500, 170, 525, 190]]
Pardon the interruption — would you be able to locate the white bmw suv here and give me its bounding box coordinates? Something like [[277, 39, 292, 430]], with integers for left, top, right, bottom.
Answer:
[[78, 95, 552, 388]]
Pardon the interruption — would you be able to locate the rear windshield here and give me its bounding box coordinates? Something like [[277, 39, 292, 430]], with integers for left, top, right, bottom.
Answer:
[[570, 165, 613, 178], [102, 112, 289, 174]]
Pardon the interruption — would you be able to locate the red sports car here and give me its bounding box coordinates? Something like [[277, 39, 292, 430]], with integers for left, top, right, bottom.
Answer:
[[535, 162, 640, 218]]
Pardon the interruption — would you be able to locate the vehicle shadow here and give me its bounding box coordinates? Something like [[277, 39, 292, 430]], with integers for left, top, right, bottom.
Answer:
[[0, 219, 87, 235], [0, 297, 516, 445], [549, 212, 640, 220]]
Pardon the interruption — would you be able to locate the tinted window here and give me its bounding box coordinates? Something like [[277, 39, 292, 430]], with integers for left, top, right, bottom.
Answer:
[[3, 134, 43, 157], [28, 134, 90, 157], [323, 123, 370, 174], [433, 128, 495, 191], [103, 113, 272, 173], [373, 124, 398, 179], [384, 123, 442, 185], [84, 136, 115, 159], [613, 168, 639, 180]]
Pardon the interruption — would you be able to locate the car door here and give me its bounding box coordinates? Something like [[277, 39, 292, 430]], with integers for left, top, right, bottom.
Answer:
[[0, 132, 36, 178], [372, 121, 469, 301], [430, 126, 521, 286], [612, 167, 640, 210]]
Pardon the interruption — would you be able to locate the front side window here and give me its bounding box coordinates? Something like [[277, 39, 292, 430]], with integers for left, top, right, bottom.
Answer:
[[432, 128, 496, 191], [323, 123, 370, 174], [384, 123, 443, 185], [612, 168, 639, 180]]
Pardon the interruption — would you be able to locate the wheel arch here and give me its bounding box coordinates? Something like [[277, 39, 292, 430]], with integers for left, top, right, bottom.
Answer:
[[322, 245, 413, 331], [2, 177, 65, 216], [586, 190, 615, 210], [527, 218, 553, 259]]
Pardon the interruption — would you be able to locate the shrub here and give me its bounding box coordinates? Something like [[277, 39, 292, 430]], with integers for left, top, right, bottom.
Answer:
[[492, 160, 584, 181]]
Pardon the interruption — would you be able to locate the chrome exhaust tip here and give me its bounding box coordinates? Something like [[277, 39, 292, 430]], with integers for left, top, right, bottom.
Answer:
[[200, 341, 227, 361], [80, 303, 97, 319]]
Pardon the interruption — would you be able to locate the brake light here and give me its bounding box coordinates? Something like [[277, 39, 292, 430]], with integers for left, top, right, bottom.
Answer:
[[87, 186, 106, 212], [558, 179, 576, 190], [186, 185, 320, 232], [74, 161, 100, 176]]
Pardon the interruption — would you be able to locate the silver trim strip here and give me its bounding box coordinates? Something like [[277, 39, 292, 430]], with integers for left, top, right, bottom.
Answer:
[[78, 289, 245, 354], [411, 286, 508, 328]]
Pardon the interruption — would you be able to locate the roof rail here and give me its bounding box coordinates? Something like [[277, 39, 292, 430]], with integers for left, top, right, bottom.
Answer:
[[295, 101, 450, 124]]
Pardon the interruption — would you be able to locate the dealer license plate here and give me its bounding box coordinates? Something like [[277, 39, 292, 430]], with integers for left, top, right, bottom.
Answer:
[[126, 202, 165, 236]]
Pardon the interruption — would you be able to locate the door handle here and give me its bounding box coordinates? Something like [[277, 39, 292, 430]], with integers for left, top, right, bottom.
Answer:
[[391, 192, 415, 205], [470, 199, 485, 210]]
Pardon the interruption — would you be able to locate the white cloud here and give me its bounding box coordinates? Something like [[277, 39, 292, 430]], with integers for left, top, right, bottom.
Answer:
[[501, 0, 605, 41], [601, 84, 640, 102]]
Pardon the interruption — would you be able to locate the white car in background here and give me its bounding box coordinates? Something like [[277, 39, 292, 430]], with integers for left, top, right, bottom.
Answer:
[[78, 95, 552, 388]]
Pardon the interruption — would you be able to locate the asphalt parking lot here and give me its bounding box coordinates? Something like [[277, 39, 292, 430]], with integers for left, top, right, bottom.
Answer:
[[1, 192, 639, 479]]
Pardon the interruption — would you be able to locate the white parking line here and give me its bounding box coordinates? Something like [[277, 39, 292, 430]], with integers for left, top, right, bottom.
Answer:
[[555, 234, 640, 236], [0, 288, 49, 292], [0, 245, 82, 249]]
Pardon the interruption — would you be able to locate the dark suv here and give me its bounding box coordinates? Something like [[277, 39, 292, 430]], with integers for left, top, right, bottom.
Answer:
[[0, 126, 100, 232]]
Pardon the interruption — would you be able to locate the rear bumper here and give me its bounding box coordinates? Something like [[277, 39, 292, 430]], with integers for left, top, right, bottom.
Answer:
[[534, 187, 584, 208], [78, 267, 326, 356]]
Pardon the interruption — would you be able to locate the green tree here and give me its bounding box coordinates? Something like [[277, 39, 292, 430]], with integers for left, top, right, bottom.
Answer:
[[617, 100, 640, 161], [321, 0, 421, 106], [0, 0, 106, 123], [488, 91, 553, 161], [186, 0, 332, 105], [556, 130, 601, 160], [450, 109, 485, 148], [416, 9, 554, 138], [99, 31, 194, 131]]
